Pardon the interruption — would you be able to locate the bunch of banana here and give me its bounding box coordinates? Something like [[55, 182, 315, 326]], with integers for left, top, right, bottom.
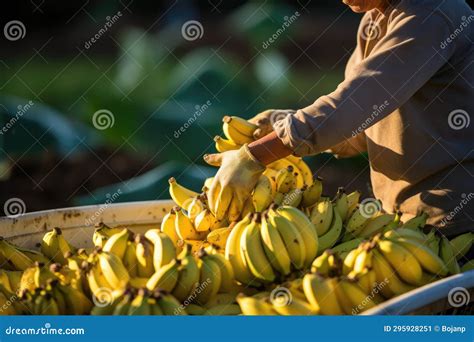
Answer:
[[41, 228, 76, 265], [86, 249, 130, 301], [92, 223, 124, 248], [0, 237, 48, 271], [222, 115, 256, 145]]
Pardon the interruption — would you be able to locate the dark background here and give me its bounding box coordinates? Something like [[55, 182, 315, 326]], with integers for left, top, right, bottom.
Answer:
[[1, 0, 471, 213]]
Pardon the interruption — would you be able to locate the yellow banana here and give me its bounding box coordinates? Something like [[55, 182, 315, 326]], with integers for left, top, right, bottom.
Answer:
[[222, 116, 254, 144], [171, 244, 200, 302], [310, 199, 334, 236], [275, 166, 296, 193], [145, 230, 176, 271], [272, 296, 315, 315], [204, 246, 235, 292], [92, 224, 123, 248], [134, 234, 155, 278], [334, 188, 349, 221], [318, 207, 343, 254], [276, 205, 318, 267], [0, 237, 34, 271], [226, 115, 258, 136], [301, 177, 323, 208], [103, 228, 130, 259], [240, 218, 276, 282], [206, 227, 231, 250], [195, 253, 222, 305], [214, 135, 240, 152], [260, 213, 292, 276], [285, 155, 314, 187], [302, 273, 343, 315], [98, 251, 130, 290], [346, 190, 361, 219], [123, 241, 138, 277], [281, 187, 304, 207], [358, 213, 396, 238], [339, 279, 376, 313], [332, 238, 364, 256], [252, 175, 274, 212], [175, 207, 206, 240], [146, 259, 179, 292], [41, 228, 74, 264], [383, 228, 427, 244], [168, 177, 199, 208]]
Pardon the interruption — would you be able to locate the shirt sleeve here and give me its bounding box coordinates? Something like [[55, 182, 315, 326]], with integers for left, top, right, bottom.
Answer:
[[273, 9, 456, 156], [327, 132, 367, 158]]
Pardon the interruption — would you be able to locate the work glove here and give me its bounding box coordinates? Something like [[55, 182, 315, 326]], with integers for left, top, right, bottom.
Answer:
[[203, 144, 265, 221], [249, 109, 296, 139]]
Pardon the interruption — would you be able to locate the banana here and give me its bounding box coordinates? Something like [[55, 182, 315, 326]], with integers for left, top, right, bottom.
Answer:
[[14, 246, 49, 264], [214, 135, 239, 152], [202, 177, 214, 191], [301, 177, 323, 208], [212, 186, 233, 221], [222, 116, 254, 145], [352, 243, 373, 274], [195, 254, 222, 305], [225, 216, 259, 286], [155, 291, 186, 315], [260, 214, 292, 276], [113, 292, 133, 315], [168, 177, 199, 208], [390, 237, 448, 276], [461, 260, 474, 272], [133, 234, 155, 278], [146, 259, 179, 292], [206, 227, 231, 250], [0, 291, 17, 315], [185, 303, 206, 315], [186, 196, 205, 220], [181, 239, 210, 256], [268, 159, 305, 188], [440, 236, 461, 275], [205, 304, 241, 315], [281, 187, 304, 207], [400, 212, 428, 230], [92, 224, 123, 248], [275, 166, 296, 194], [273, 192, 285, 205], [348, 267, 377, 294], [332, 238, 364, 256], [384, 228, 427, 244], [302, 273, 343, 315], [276, 205, 318, 267], [376, 239, 422, 285], [58, 283, 93, 315], [285, 155, 314, 187], [0, 237, 34, 271], [98, 251, 130, 290], [145, 230, 176, 271], [334, 188, 349, 221], [194, 209, 217, 233], [237, 295, 278, 316], [86, 262, 118, 300], [240, 217, 276, 282], [272, 296, 315, 315], [345, 205, 373, 238], [339, 279, 376, 313], [346, 190, 361, 219], [269, 213, 306, 270], [103, 228, 130, 259], [371, 249, 415, 298], [426, 232, 440, 256], [41, 227, 75, 264], [226, 116, 258, 137], [450, 232, 473, 260], [311, 250, 333, 275], [251, 175, 273, 212], [358, 213, 396, 238], [343, 247, 362, 275], [128, 290, 152, 315], [122, 241, 138, 277], [310, 199, 334, 236], [204, 246, 235, 292], [241, 197, 255, 218], [204, 293, 236, 309], [175, 207, 206, 240], [318, 207, 343, 254]]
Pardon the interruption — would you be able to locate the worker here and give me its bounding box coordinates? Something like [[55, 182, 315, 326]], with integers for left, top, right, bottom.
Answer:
[[204, 0, 474, 237]]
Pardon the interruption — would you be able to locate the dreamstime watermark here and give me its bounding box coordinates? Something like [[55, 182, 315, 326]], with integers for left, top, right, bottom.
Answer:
[[85, 189, 122, 226], [84, 11, 123, 49], [269, 286, 293, 307], [352, 100, 389, 137], [281, 189, 303, 206], [448, 109, 470, 130], [0, 100, 35, 135], [3, 198, 26, 218], [269, 110, 293, 128], [440, 15, 474, 49], [360, 19, 382, 41], [173, 100, 212, 139], [181, 20, 204, 41], [262, 11, 300, 49], [447, 286, 470, 308], [5, 323, 85, 336], [440, 193, 473, 227], [92, 287, 114, 307], [3, 20, 26, 41], [173, 277, 211, 314], [92, 109, 115, 130], [359, 198, 382, 218], [352, 277, 389, 315]]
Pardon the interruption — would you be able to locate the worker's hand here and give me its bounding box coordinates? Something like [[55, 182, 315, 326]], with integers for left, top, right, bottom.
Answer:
[[249, 109, 296, 139], [203, 144, 265, 221]]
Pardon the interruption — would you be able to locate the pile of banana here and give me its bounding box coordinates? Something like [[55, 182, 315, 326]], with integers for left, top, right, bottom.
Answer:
[[0, 114, 473, 316]]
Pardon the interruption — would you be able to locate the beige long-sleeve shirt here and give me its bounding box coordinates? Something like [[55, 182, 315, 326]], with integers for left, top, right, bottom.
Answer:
[[274, 0, 474, 236]]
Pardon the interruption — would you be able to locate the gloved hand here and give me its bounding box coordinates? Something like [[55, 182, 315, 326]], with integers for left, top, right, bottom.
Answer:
[[203, 144, 265, 221], [249, 109, 296, 139]]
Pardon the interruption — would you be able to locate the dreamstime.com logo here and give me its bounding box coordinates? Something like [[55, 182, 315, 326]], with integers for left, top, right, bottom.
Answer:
[[270, 286, 293, 307], [92, 109, 115, 130], [85, 189, 122, 226], [448, 109, 470, 130], [181, 20, 204, 41], [5, 323, 85, 336], [174, 278, 211, 315], [3, 198, 26, 218], [448, 287, 470, 308], [4, 20, 26, 41], [359, 198, 382, 218]]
